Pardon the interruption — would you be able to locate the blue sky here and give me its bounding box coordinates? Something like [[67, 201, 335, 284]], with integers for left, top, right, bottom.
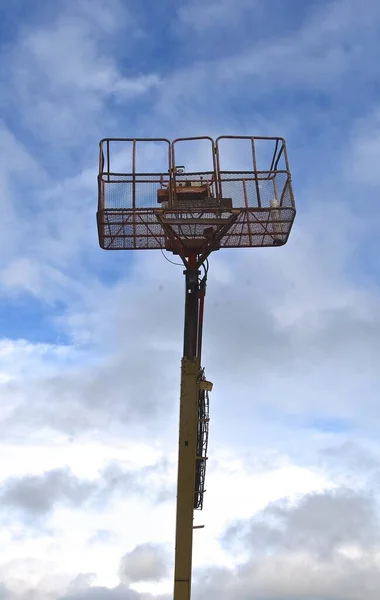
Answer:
[[1, 0, 380, 598]]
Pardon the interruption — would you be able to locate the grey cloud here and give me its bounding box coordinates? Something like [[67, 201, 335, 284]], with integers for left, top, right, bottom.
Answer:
[[97, 459, 174, 505], [59, 584, 139, 600], [320, 441, 380, 473], [1, 351, 180, 441], [318, 442, 380, 495], [224, 488, 379, 559], [59, 576, 172, 600], [0, 571, 161, 600], [0, 581, 145, 600], [193, 554, 380, 600], [0, 467, 96, 519], [119, 543, 169, 583], [189, 487, 380, 600], [65, 573, 97, 595], [60, 585, 171, 600], [0, 460, 172, 524]]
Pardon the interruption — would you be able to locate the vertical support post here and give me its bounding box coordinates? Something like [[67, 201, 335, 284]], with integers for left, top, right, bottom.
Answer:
[[242, 179, 253, 246], [214, 140, 223, 202], [171, 142, 177, 209], [106, 140, 110, 182], [174, 252, 200, 600], [98, 141, 105, 239], [132, 139, 137, 249], [251, 137, 261, 208]]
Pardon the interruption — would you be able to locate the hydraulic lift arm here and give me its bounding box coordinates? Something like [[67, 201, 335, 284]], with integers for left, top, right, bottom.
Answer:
[[173, 253, 211, 600]]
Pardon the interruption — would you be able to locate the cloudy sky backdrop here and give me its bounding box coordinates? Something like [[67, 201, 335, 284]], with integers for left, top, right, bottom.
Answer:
[[1, 0, 380, 598]]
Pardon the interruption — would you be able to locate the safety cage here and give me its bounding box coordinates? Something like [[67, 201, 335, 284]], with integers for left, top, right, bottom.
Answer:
[[97, 136, 296, 253]]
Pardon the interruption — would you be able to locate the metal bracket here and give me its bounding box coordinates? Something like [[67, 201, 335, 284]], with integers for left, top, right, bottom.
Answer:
[[199, 380, 213, 392]]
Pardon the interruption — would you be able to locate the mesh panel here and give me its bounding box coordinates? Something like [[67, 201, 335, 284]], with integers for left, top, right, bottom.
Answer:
[[98, 207, 295, 250], [101, 173, 170, 210], [219, 171, 290, 208]]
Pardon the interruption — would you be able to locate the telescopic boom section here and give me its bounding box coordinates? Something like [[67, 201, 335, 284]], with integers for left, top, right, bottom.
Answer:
[[174, 251, 208, 600], [183, 253, 199, 360]]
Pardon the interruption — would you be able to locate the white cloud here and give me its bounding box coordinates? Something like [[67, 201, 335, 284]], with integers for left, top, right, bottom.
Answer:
[[1, 0, 158, 143], [119, 544, 169, 583]]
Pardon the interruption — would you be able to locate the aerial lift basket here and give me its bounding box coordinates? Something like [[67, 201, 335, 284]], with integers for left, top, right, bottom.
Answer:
[[97, 136, 295, 258]]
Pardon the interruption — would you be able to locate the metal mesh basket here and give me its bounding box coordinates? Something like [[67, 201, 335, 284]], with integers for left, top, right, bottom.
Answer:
[[97, 136, 296, 251]]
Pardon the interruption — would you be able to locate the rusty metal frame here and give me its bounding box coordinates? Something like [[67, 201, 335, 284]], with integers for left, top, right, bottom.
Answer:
[[97, 135, 171, 205], [215, 135, 291, 206], [171, 137, 218, 200], [154, 210, 240, 269], [97, 135, 296, 253]]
